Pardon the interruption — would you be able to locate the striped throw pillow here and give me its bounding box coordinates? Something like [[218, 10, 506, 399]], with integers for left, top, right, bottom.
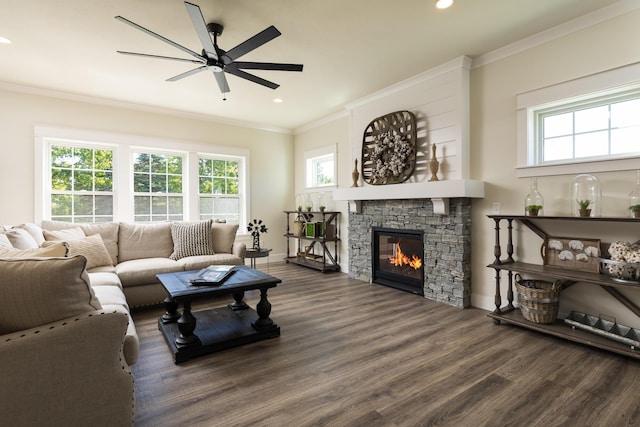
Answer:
[[169, 220, 214, 260]]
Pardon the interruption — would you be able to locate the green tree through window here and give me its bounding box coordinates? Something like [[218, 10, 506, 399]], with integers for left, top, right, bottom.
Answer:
[[50, 145, 114, 222], [199, 157, 240, 224], [133, 152, 184, 222]]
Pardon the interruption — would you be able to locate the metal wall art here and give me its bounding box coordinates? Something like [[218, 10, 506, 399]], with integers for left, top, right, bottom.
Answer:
[[361, 110, 417, 185]]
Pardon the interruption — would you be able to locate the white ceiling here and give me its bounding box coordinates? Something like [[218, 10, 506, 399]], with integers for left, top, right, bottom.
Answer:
[[0, 0, 626, 131]]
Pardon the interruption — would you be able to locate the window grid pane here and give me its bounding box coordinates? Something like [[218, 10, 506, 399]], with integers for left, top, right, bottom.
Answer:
[[49, 144, 114, 222], [198, 157, 240, 224], [133, 151, 184, 222], [536, 89, 640, 165]]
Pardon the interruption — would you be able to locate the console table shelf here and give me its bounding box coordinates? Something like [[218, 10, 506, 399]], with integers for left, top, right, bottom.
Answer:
[[487, 308, 640, 360], [488, 214, 640, 359], [284, 211, 340, 272]]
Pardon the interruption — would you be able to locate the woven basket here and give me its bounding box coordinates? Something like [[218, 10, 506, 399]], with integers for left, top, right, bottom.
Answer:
[[515, 273, 562, 324]]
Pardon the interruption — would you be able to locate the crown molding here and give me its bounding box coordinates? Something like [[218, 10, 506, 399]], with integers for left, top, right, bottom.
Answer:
[[472, 0, 640, 69], [0, 81, 293, 135]]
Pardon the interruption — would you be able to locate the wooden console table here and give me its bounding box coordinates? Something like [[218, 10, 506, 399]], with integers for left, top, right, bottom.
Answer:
[[487, 215, 640, 359]]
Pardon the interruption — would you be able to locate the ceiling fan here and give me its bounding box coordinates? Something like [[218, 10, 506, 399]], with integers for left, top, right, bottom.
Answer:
[[115, 1, 303, 95]]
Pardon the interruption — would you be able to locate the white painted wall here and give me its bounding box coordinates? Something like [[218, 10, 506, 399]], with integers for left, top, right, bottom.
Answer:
[[0, 89, 294, 255]]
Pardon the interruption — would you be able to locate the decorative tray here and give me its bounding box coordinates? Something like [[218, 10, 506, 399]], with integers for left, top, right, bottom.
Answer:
[[564, 311, 640, 349]]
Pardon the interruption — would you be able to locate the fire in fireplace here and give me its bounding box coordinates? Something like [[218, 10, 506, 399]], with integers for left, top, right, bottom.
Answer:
[[372, 227, 424, 295]]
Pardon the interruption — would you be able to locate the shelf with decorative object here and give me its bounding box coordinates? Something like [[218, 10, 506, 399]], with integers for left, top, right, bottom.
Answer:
[[284, 211, 340, 272], [487, 214, 640, 359]]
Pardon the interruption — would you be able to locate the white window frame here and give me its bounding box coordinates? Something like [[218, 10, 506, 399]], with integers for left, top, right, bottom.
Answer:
[[34, 126, 250, 227], [197, 153, 245, 224], [304, 144, 337, 189], [516, 61, 640, 178]]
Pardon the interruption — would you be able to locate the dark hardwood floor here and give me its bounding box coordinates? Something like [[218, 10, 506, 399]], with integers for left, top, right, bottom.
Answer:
[[131, 262, 640, 427]]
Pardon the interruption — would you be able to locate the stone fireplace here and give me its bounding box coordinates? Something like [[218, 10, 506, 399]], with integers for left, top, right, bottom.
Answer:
[[348, 198, 471, 308]]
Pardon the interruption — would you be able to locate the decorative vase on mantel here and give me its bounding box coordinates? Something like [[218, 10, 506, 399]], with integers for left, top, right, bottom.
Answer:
[[428, 144, 439, 182], [351, 158, 359, 187]]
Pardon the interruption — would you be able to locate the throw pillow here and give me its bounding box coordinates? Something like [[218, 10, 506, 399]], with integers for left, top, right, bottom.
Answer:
[[0, 234, 12, 249], [43, 227, 86, 241], [0, 241, 68, 258], [0, 256, 102, 335], [211, 223, 240, 254], [3, 228, 39, 249], [14, 223, 45, 245], [169, 220, 214, 260], [47, 234, 113, 269]]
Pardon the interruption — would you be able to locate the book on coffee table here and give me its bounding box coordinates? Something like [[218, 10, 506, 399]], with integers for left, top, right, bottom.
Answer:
[[189, 265, 238, 285]]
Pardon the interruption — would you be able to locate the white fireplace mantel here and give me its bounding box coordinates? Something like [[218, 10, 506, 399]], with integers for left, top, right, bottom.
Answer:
[[333, 179, 485, 215]]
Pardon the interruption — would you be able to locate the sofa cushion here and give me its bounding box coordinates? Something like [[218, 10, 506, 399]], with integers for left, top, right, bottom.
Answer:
[[92, 285, 129, 310], [0, 256, 102, 335], [87, 271, 122, 288], [43, 227, 85, 241], [0, 241, 68, 258], [118, 222, 173, 262], [211, 223, 239, 254], [41, 220, 120, 266], [177, 254, 243, 271], [170, 220, 214, 260], [115, 257, 181, 287], [2, 228, 39, 249]]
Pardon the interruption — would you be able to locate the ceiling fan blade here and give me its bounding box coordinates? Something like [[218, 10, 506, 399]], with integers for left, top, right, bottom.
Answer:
[[232, 61, 303, 72], [223, 26, 281, 62], [213, 70, 230, 93], [166, 66, 208, 81], [184, 2, 218, 59], [117, 51, 204, 64], [224, 67, 279, 90], [115, 15, 204, 62]]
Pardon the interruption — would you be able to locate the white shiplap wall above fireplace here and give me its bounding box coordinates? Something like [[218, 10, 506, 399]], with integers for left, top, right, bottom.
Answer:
[[333, 55, 484, 214]]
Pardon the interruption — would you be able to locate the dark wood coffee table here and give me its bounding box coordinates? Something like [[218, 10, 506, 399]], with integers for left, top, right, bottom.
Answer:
[[156, 266, 281, 364]]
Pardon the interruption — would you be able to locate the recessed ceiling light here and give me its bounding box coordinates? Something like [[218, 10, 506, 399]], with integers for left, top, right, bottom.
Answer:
[[435, 0, 453, 9], [0, 37, 12, 44], [273, 98, 283, 103]]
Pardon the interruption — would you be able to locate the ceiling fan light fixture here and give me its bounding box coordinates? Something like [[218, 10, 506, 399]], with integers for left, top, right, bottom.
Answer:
[[273, 98, 283, 103], [435, 0, 453, 9]]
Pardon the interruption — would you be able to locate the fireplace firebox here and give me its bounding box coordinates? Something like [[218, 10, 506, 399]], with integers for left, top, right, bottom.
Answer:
[[372, 227, 424, 295]]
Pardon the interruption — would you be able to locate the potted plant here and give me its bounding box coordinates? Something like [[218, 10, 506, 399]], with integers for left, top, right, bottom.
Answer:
[[577, 199, 591, 217], [629, 204, 640, 218], [525, 204, 542, 216]]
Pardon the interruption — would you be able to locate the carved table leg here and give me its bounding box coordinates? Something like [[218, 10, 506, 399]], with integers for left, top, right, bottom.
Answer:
[[161, 296, 181, 324], [175, 300, 200, 348], [228, 291, 249, 311], [252, 288, 277, 331], [492, 218, 503, 323]]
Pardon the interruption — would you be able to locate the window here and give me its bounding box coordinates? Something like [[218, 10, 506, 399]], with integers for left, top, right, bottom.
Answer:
[[535, 91, 640, 164], [516, 62, 640, 177], [305, 145, 336, 188], [36, 127, 249, 226], [133, 152, 184, 222], [49, 143, 114, 223], [198, 156, 241, 223]]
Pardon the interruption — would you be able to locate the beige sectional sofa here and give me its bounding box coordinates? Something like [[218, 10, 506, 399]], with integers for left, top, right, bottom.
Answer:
[[0, 219, 246, 427]]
